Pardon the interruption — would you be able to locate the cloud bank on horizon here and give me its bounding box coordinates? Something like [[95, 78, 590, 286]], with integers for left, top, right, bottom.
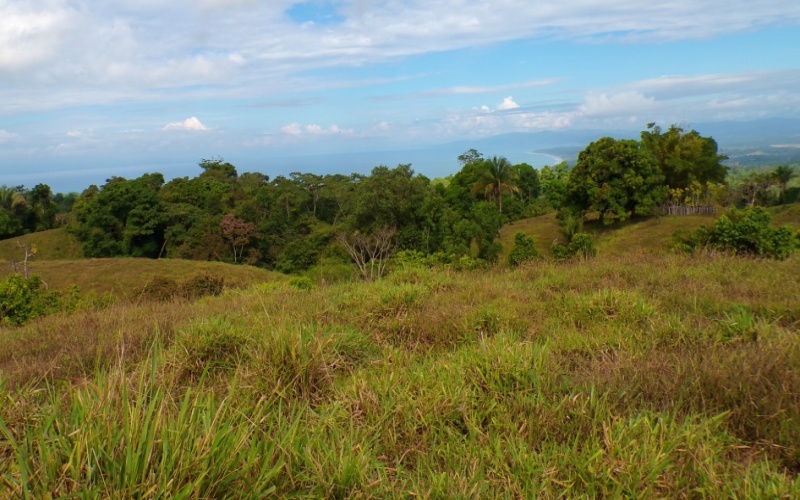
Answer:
[[2, 0, 800, 189]]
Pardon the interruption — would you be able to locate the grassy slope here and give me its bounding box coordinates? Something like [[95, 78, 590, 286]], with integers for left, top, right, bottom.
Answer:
[[500, 202, 800, 261], [0, 228, 83, 263], [6, 258, 286, 297], [2, 253, 800, 497]]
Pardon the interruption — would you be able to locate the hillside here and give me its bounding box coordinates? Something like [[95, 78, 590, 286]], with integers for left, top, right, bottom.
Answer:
[[5, 258, 285, 298], [0, 228, 83, 263], [500, 203, 800, 261], [1, 252, 799, 497]]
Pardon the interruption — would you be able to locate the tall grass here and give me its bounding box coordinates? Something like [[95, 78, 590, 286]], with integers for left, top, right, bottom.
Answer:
[[2, 252, 800, 497]]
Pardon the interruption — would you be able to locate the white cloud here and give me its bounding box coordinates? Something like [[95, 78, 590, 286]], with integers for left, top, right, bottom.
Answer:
[[66, 130, 82, 138], [579, 91, 658, 117], [163, 117, 209, 131], [281, 122, 302, 135], [497, 96, 520, 111], [281, 123, 352, 136]]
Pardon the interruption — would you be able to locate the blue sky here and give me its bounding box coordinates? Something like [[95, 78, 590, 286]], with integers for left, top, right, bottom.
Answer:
[[2, 0, 800, 192]]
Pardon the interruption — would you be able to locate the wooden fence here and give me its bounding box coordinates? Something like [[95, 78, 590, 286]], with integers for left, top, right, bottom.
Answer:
[[660, 205, 716, 216]]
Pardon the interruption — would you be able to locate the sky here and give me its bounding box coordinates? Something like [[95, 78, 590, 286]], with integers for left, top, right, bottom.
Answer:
[[2, 0, 800, 192]]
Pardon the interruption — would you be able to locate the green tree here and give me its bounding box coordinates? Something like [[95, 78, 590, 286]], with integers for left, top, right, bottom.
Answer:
[[568, 137, 666, 224], [67, 174, 166, 258], [198, 158, 238, 182], [539, 162, 570, 210], [772, 165, 796, 204], [471, 156, 519, 214], [640, 123, 728, 190]]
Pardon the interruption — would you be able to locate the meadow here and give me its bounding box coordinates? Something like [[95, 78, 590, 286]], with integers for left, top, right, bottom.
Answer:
[[1, 211, 800, 497]]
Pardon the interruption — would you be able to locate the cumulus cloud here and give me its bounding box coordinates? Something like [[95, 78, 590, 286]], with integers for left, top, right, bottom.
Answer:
[[163, 117, 209, 131], [497, 96, 520, 111], [281, 122, 302, 135]]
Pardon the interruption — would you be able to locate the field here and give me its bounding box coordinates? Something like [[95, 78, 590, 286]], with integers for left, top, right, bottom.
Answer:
[[1, 211, 800, 497]]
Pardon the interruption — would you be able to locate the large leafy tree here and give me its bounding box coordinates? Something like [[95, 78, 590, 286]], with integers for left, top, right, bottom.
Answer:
[[568, 137, 666, 224], [68, 174, 167, 257], [640, 123, 728, 190], [471, 156, 519, 213]]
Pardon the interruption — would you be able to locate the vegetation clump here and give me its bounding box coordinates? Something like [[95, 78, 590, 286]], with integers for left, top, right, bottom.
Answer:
[[674, 206, 797, 259]]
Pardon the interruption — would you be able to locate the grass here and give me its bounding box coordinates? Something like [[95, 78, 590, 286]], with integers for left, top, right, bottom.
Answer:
[[501, 203, 800, 262], [1, 258, 285, 298], [0, 228, 83, 264], [2, 251, 800, 497]]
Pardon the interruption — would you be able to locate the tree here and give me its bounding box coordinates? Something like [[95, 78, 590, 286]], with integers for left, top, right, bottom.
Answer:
[[199, 157, 238, 182], [772, 165, 796, 204], [336, 226, 397, 281], [458, 148, 484, 167], [539, 162, 570, 210], [471, 156, 519, 213], [220, 214, 257, 264], [568, 137, 666, 224], [512, 163, 541, 206], [640, 123, 728, 190], [67, 174, 166, 258]]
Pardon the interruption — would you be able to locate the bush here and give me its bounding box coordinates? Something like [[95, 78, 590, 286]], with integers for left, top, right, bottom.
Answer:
[[288, 276, 314, 291], [0, 274, 63, 326], [675, 207, 797, 260], [568, 232, 597, 259], [181, 274, 225, 300], [551, 242, 570, 261], [508, 231, 540, 267]]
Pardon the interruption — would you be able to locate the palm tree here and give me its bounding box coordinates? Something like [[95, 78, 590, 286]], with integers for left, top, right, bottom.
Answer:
[[773, 165, 796, 204], [0, 186, 27, 211], [471, 156, 519, 213]]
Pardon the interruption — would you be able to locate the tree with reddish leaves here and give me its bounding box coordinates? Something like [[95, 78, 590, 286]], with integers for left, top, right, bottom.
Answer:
[[219, 214, 257, 264]]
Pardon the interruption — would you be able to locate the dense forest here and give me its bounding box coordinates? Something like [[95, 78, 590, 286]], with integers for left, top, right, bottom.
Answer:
[[2, 124, 798, 275]]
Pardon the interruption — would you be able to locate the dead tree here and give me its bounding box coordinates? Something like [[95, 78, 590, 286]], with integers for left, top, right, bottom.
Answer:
[[336, 227, 397, 281], [14, 241, 37, 279]]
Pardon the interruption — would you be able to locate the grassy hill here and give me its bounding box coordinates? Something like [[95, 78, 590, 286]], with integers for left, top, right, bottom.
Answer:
[[2, 251, 800, 496], [500, 203, 800, 261], [0, 228, 83, 263], [1, 258, 285, 298]]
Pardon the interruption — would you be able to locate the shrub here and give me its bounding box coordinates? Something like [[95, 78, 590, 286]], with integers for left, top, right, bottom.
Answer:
[[0, 274, 62, 326], [508, 231, 540, 267], [181, 273, 225, 299], [675, 207, 797, 260], [568, 232, 597, 259], [551, 242, 570, 261], [288, 276, 314, 291]]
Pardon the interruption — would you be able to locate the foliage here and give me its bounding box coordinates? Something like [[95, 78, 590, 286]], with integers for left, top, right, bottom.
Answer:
[[568, 232, 597, 259], [507, 231, 540, 267], [640, 123, 728, 190], [568, 137, 667, 224], [471, 156, 519, 213], [674, 207, 797, 259], [0, 274, 63, 325]]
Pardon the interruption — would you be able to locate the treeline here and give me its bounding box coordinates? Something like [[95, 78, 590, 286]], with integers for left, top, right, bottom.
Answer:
[[2, 123, 798, 273], [0, 185, 76, 239], [61, 156, 547, 273]]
